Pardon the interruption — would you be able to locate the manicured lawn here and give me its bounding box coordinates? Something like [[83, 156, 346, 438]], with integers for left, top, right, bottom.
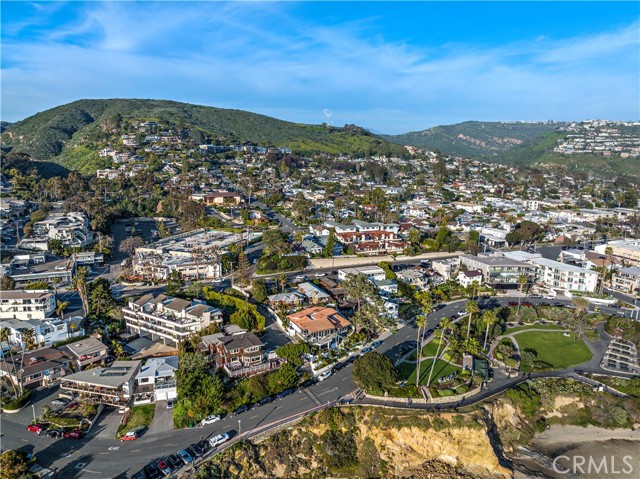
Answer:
[[421, 339, 443, 358], [505, 323, 566, 334], [117, 404, 156, 436], [514, 331, 592, 371], [398, 359, 461, 386]]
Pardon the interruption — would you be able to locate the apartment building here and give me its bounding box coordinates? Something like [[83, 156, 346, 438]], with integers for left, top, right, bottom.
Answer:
[[123, 294, 223, 346], [529, 257, 598, 293], [1, 317, 84, 349], [460, 254, 536, 287], [60, 361, 141, 407], [0, 290, 56, 320], [19, 212, 93, 251], [612, 267, 640, 295], [338, 265, 386, 282], [595, 240, 640, 267]]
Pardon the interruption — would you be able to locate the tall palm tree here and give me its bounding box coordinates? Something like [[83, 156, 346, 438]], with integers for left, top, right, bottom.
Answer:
[[56, 300, 69, 317], [465, 300, 479, 339], [481, 310, 498, 350], [516, 274, 528, 318], [22, 329, 36, 350], [414, 315, 427, 393], [0, 328, 19, 397]]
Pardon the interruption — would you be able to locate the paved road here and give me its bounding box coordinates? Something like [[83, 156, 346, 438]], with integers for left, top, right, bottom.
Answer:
[[1, 296, 629, 478]]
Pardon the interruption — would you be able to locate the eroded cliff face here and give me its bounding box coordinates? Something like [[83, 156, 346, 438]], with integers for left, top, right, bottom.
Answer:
[[202, 407, 512, 479]]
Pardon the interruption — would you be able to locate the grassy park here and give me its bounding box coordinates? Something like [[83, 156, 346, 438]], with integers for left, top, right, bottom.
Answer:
[[514, 331, 592, 372]]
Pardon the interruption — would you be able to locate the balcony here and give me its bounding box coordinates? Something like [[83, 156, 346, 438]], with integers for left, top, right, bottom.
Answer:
[[223, 359, 281, 378]]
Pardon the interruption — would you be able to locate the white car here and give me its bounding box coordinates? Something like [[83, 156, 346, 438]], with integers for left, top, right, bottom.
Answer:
[[294, 275, 305, 281], [317, 370, 332, 382], [314, 273, 325, 278], [201, 414, 222, 426], [209, 432, 230, 448]]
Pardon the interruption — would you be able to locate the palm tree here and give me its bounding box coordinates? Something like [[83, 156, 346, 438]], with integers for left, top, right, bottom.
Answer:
[[278, 273, 287, 294], [605, 246, 615, 288], [56, 300, 69, 317], [0, 328, 19, 397], [462, 337, 481, 356], [22, 329, 36, 350], [465, 300, 479, 339], [516, 274, 528, 318], [481, 310, 498, 350], [414, 315, 427, 393]]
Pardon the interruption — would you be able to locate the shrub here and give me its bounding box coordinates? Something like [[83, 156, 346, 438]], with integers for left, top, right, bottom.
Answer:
[[0, 390, 31, 411]]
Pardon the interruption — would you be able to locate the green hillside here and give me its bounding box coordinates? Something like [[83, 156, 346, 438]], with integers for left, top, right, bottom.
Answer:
[[1, 99, 406, 173], [382, 121, 559, 158]]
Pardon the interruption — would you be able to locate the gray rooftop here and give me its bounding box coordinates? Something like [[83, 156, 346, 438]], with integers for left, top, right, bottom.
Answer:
[[62, 360, 141, 389]]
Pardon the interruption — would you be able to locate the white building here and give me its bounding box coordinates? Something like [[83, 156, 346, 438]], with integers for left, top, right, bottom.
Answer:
[[123, 294, 223, 346], [1, 316, 84, 349], [0, 290, 56, 320], [338, 265, 386, 282], [457, 270, 484, 288], [135, 355, 178, 402], [20, 212, 94, 251], [529, 257, 598, 293]]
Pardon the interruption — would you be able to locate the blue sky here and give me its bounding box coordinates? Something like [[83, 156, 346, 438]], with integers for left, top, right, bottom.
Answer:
[[1, 1, 639, 133]]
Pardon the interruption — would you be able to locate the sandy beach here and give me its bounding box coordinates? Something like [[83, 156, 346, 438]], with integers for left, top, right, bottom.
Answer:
[[512, 425, 640, 479]]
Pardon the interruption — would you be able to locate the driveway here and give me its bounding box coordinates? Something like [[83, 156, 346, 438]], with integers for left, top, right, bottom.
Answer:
[[146, 401, 174, 437], [91, 407, 122, 440]]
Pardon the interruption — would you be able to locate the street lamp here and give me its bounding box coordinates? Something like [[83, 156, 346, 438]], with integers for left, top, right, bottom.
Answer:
[[238, 419, 241, 435]]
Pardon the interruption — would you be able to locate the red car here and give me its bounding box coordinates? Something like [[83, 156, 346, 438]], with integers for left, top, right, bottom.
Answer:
[[120, 431, 138, 441], [64, 430, 83, 439], [508, 301, 518, 307], [27, 423, 45, 434], [67, 402, 79, 410]]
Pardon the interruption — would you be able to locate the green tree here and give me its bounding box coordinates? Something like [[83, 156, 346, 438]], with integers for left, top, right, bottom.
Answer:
[[343, 273, 377, 319], [252, 280, 268, 304], [266, 363, 297, 393], [322, 229, 336, 258], [414, 315, 427, 393], [465, 300, 479, 339], [275, 343, 311, 367], [22, 329, 36, 350], [89, 279, 115, 318], [74, 267, 90, 316], [0, 275, 16, 291], [24, 281, 50, 290], [0, 450, 34, 479], [481, 309, 498, 350], [55, 300, 69, 317], [230, 307, 256, 330], [166, 270, 185, 296], [236, 253, 251, 287], [352, 351, 398, 394]]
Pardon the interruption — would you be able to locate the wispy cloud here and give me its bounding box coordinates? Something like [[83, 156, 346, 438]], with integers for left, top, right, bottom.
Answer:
[[1, 1, 638, 132]]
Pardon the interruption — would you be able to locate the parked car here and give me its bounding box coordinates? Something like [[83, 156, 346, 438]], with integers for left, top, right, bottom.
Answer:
[[167, 399, 175, 409], [201, 414, 221, 425], [51, 398, 70, 407], [67, 401, 79, 410], [166, 454, 183, 471], [276, 388, 295, 399], [187, 444, 202, 458], [370, 340, 382, 349], [143, 463, 162, 479], [359, 347, 372, 356], [156, 459, 172, 477], [27, 423, 45, 434], [317, 370, 332, 382], [257, 396, 273, 406], [177, 449, 193, 464], [233, 404, 249, 415], [64, 430, 83, 439], [456, 310, 466, 317], [314, 273, 326, 278], [209, 432, 230, 448], [294, 275, 306, 281], [508, 301, 518, 307], [301, 378, 316, 388], [332, 362, 346, 372], [121, 431, 138, 441], [47, 428, 65, 439]]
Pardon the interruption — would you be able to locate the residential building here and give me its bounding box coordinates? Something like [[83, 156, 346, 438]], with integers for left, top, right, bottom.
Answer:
[[595, 240, 640, 267], [457, 270, 484, 288], [60, 360, 141, 407], [20, 212, 93, 251], [201, 331, 276, 378], [460, 254, 535, 287], [0, 347, 72, 389], [396, 269, 428, 290], [135, 356, 178, 402], [123, 294, 223, 346], [338, 265, 386, 282], [0, 290, 56, 320], [297, 282, 331, 303], [63, 337, 109, 370], [612, 267, 640, 295], [432, 258, 460, 281], [372, 279, 398, 296], [529, 257, 598, 293], [1, 317, 84, 349], [287, 306, 352, 348], [200, 192, 243, 205], [8, 255, 75, 285], [267, 291, 306, 308]]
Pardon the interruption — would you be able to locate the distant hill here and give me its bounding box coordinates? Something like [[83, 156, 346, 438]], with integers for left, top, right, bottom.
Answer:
[[0, 121, 12, 133], [384, 120, 639, 177], [1, 99, 406, 174], [382, 121, 560, 159]]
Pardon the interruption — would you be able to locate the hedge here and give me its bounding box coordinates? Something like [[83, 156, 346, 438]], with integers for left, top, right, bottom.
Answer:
[[203, 288, 265, 330], [1, 390, 31, 410]]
